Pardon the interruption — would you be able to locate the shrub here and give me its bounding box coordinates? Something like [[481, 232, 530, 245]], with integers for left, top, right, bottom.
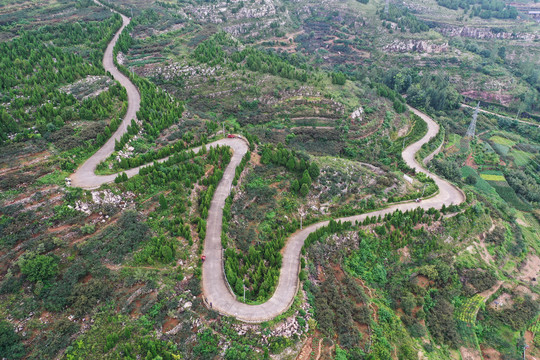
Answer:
[[0, 321, 25, 359], [19, 254, 59, 283]]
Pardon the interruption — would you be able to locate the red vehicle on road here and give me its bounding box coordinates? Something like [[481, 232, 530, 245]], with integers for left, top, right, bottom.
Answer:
[[227, 134, 235, 138], [201, 255, 206, 262]]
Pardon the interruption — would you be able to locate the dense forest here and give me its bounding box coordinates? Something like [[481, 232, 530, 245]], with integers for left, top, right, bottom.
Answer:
[[0, 14, 123, 142]]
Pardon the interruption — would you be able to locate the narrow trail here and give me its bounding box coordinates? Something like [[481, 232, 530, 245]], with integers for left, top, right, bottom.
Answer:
[[70, 2, 466, 322]]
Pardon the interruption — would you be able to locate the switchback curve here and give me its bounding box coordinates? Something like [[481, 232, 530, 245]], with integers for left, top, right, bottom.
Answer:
[[70, 4, 465, 322]]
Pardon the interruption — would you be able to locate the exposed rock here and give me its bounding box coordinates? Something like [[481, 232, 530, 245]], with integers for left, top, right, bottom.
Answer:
[[351, 106, 364, 121], [74, 190, 135, 215], [439, 26, 538, 41], [384, 40, 449, 53]]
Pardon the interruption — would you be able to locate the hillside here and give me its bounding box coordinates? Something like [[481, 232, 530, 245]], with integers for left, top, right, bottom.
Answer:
[[0, 0, 538, 359]]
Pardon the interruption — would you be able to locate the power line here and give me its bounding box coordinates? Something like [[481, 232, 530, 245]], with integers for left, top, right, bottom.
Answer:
[[465, 102, 480, 138]]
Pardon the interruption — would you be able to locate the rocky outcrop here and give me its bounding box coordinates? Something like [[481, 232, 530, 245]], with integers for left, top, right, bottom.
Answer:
[[439, 26, 538, 41], [351, 106, 364, 121], [384, 40, 449, 53], [74, 189, 135, 215], [186, 0, 276, 24]]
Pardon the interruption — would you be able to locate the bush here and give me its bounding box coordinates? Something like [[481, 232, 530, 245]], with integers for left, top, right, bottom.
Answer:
[[19, 254, 59, 283], [0, 321, 25, 359], [465, 174, 477, 185], [80, 223, 96, 235]]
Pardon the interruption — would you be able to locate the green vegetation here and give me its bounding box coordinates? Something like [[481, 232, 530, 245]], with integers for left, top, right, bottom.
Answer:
[[0, 14, 123, 143], [0, 321, 24, 359], [379, 4, 430, 33], [436, 0, 518, 19], [1, 0, 539, 358]]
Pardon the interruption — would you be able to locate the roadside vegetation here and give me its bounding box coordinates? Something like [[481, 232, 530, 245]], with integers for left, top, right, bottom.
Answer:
[[0, 0, 538, 359]]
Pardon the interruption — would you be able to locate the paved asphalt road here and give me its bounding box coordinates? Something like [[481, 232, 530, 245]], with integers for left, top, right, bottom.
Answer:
[[202, 106, 465, 323], [70, 3, 465, 322], [71, 4, 140, 189]]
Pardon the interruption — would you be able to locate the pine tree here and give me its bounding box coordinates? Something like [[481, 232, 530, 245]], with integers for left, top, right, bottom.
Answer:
[[291, 179, 300, 192], [286, 157, 296, 171], [300, 183, 309, 197], [301, 170, 312, 187], [159, 194, 168, 210], [308, 162, 320, 178]]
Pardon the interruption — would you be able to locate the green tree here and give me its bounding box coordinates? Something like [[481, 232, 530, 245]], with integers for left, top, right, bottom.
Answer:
[[193, 330, 218, 359], [335, 345, 348, 360], [161, 245, 173, 263], [0, 321, 24, 359], [286, 157, 296, 171], [159, 194, 168, 210], [20, 254, 58, 282], [308, 162, 320, 178], [301, 170, 312, 187], [291, 179, 300, 192], [300, 183, 309, 197], [465, 174, 477, 185]]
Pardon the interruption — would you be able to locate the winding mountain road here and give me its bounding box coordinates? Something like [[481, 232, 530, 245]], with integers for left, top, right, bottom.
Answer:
[[71, 5, 465, 322], [71, 3, 140, 189]]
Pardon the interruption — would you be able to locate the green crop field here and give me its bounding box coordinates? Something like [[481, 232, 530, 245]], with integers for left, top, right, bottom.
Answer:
[[456, 294, 484, 324], [480, 174, 506, 181], [491, 143, 510, 156], [491, 184, 532, 211], [462, 166, 497, 195], [446, 133, 461, 149], [509, 149, 534, 166], [490, 136, 516, 147]]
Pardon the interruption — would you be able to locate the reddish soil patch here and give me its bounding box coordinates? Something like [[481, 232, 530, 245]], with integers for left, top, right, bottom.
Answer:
[[251, 152, 261, 166], [414, 275, 430, 288], [518, 255, 540, 283], [47, 224, 72, 233], [461, 91, 515, 107], [131, 300, 142, 318], [295, 337, 313, 360], [398, 246, 411, 263], [317, 265, 325, 282], [525, 330, 534, 345], [479, 281, 503, 299], [331, 263, 345, 281], [460, 346, 482, 360], [465, 153, 477, 169], [481, 346, 502, 360], [81, 273, 92, 284], [162, 317, 180, 333]]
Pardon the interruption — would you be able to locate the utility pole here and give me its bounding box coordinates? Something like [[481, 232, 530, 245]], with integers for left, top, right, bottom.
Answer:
[[465, 102, 480, 152], [466, 102, 480, 139], [243, 283, 246, 302], [299, 206, 305, 230]]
